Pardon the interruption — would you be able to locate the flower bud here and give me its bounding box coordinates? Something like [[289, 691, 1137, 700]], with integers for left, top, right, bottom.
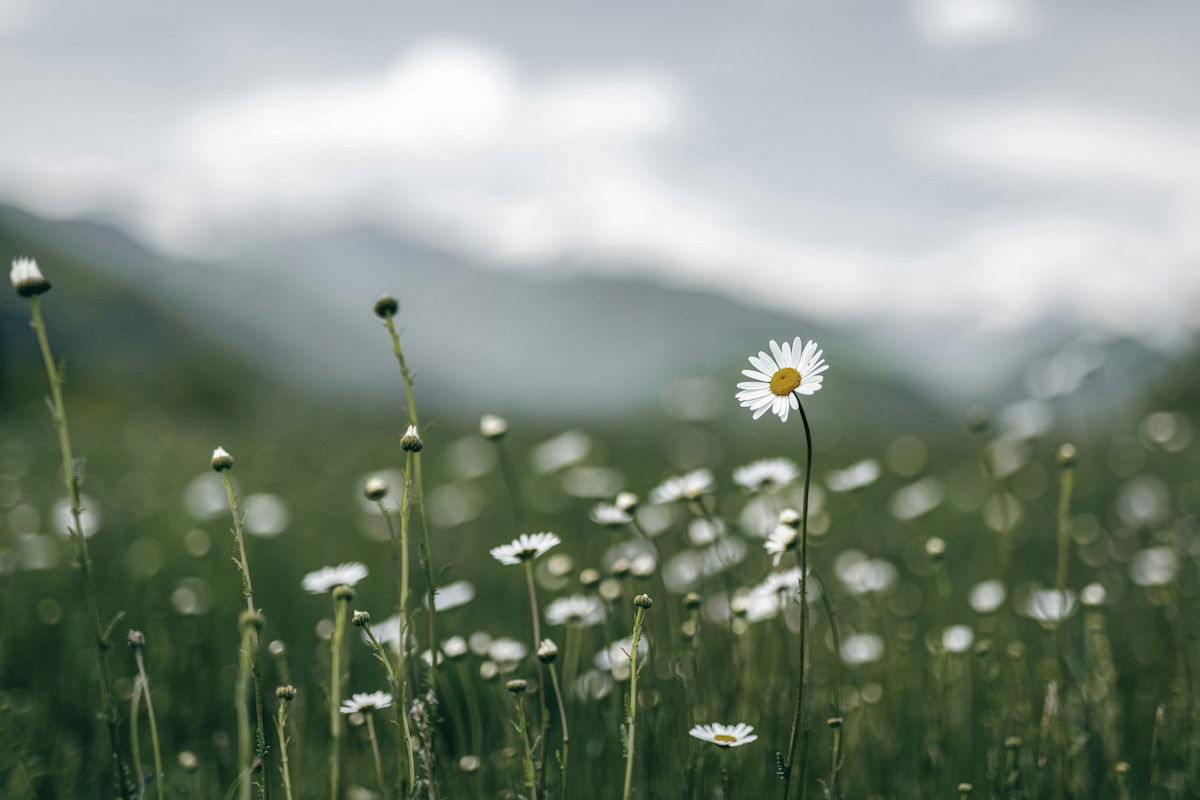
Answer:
[[684, 592, 702, 611], [401, 425, 424, 453], [211, 446, 234, 472], [579, 568, 601, 589], [1057, 443, 1077, 468], [276, 685, 297, 701], [779, 508, 801, 529], [127, 629, 146, 649], [10, 257, 50, 297], [506, 678, 528, 694], [352, 610, 370, 627], [633, 594, 653, 609], [178, 751, 200, 772], [827, 716, 844, 729], [374, 295, 399, 319], [536, 639, 558, 664], [612, 558, 631, 579], [925, 536, 946, 560], [363, 476, 388, 501], [480, 414, 508, 440], [268, 640, 286, 657], [957, 783, 973, 796]]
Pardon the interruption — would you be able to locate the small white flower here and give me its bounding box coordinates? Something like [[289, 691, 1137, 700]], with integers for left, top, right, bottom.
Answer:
[[1129, 546, 1178, 587], [764, 525, 798, 567], [735, 337, 827, 422], [826, 459, 882, 493], [487, 637, 528, 669], [480, 414, 508, 439], [545, 595, 605, 627], [10, 257, 50, 296], [941, 625, 975, 654], [302, 562, 368, 594], [968, 580, 1006, 614], [339, 691, 393, 714], [590, 503, 632, 527], [490, 532, 561, 565], [442, 635, 469, 659], [840, 633, 884, 665], [688, 722, 758, 748], [650, 469, 715, 505], [428, 580, 475, 611], [733, 458, 799, 492], [1022, 589, 1075, 625], [1080, 582, 1107, 607]]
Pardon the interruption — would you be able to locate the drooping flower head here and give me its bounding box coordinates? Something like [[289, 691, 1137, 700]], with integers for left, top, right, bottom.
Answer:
[[688, 722, 759, 748], [490, 532, 561, 565], [302, 562, 369, 594], [339, 691, 393, 714], [736, 337, 827, 421]]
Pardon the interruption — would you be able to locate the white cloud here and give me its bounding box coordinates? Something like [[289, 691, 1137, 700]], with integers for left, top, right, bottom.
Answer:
[[911, 0, 1042, 47]]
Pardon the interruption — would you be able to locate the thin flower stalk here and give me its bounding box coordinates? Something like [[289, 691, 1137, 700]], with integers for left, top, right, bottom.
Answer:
[[131, 639, 165, 800], [362, 620, 417, 796], [27, 294, 132, 800], [523, 561, 551, 772], [623, 596, 652, 800], [1055, 445, 1076, 800], [237, 618, 257, 800], [366, 711, 390, 800], [510, 684, 537, 798], [329, 591, 351, 800], [274, 689, 296, 800]]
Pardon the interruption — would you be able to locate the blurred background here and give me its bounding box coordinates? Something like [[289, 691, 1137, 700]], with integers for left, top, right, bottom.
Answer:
[[2, 2, 1200, 796]]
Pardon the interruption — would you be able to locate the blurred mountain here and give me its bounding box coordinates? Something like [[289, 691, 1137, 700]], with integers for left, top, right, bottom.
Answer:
[[0, 204, 1178, 435]]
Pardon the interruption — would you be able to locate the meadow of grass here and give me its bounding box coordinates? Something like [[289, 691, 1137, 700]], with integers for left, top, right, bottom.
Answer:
[[1, 260, 1199, 800]]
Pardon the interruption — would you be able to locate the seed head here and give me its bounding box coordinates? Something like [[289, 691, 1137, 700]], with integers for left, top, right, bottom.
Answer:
[[506, 679, 528, 695], [615, 491, 639, 512], [374, 295, 399, 319], [352, 610, 370, 627], [127, 629, 146, 649], [10, 257, 50, 297], [276, 684, 297, 701], [1057, 443, 1077, 468], [778, 508, 801, 529], [536, 639, 558, 663], [211, 446, 234, 472], [633, 593, 653, 609], [684, 592, 702, 611], [333, 584, 355, 603], [480, 414, 508, 439], [401, 425, 424, 452], [363, 476, 388, 501]]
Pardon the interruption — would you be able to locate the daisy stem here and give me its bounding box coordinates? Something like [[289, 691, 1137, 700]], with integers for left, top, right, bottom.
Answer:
[[781, 396, 814, 800], [330, 595, 349, 800], [237, 621, 256, 800], [376, 482, 415, 797], [720, 750, 731, 800], [363, 623, 416, 797], [27, 297, 132, 800], [548, 662, 570, 798], [366, 712, 390, 800], [274, 698, 295, 800], [523, 560, 551, 786], [1054, 452, 1075, 800], [622, 603, 649, 800], [222, 472, 270, 800], [131, 678, 143, 799], [513, 690, 537, 798], [809, 567, 844, 795], [133, 648, 165, 800], [495, 436, 525, 529]]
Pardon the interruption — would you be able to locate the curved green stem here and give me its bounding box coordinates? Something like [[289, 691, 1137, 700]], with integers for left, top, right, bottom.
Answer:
[[622, 605, 649, 800]]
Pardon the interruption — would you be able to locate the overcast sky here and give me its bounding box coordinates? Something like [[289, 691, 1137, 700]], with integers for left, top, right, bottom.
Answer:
[[3, 0, 1199, 341]]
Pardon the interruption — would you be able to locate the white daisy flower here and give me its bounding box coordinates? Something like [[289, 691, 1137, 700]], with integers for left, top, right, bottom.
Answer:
[[428, 580, 476, 611], [650, 469, 715, 505], [688, 722, 758, 748], [826, 459, 882, 493], [733, 458, 799, 492], [479, 414, 508, 439], [10, 256, 50, 297], [840, 633, 884, 666], [545, 595, 605, 627], [590, 503, 633, 528], [1022, 589, 1076, 625], [339, 691, 393, 714], [487, 637, 528, 671], [490, 532, 561, 565], [735, 337, 827, 422], [302, 562, 368, 594], [764, 525, 798, 567], [442, 635, 469, 659]]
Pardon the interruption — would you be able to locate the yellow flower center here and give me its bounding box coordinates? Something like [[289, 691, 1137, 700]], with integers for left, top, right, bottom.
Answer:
[[769, 367, 802, 396], [714, 734, 737, 744]]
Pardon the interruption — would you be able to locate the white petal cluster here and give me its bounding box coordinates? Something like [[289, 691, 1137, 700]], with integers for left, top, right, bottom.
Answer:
[[736, 338, 827, 422], [763, 525, 798, 567], [490, 532, 561, 565], [339, 691, 393, 714], [302, 562, 368, 594], [733, 458, 799, 492], [650, 469, 715, 505], [545, 594, 605, 627], [688, 722, 759, 748], [590, 503, 633, 527]]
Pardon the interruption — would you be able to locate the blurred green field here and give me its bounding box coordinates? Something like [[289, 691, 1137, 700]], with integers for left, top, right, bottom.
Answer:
[[2, 244, 1199, 800]]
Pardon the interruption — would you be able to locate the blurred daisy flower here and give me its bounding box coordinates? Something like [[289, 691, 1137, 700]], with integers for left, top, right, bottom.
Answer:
[[490, 532, 561, 566], [590, 503, 633, 528], [733, 458, 799, 492], [736, 338, 827, 421], [339, 691, 393, 714], [650, 469, 715, 504], [764, 525, 798, 567], [302, 562, 368, 594], [688, 722, 759, 748], [545, 595, 605, 627]]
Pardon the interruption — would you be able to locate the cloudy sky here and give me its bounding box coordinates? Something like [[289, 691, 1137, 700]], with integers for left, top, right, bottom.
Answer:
[[2, 0, 1198, 340]]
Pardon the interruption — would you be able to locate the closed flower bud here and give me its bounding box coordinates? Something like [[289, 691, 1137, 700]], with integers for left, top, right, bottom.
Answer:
[[10, 257, 50, 297], [579, 568, 601, 589], [779, 508, 801, 529], [211, 446, 234, 472], [480, 414, 508, 440], [612, 558, 631, 579], [363, 476, 388, 501], [615, 491, 639, 512], [333, 585, 355, 603], [352, 610, 370, 627], [1005, 736, 1022, 750], [827, 716, 843, 729], [374, 295, 399, 319], [957, 783, 973, 796], [127, 629, 146, 649], [276, 684, 297, 701], [1057, 443, 1077, 468], [401, 425, 424, 453], [633, 594, 653, 609], [536, 639, 558, 664], [684, 592, 702, 611], [925, 536, 946, 559], [506, 679, 528, 694], [178, 751, 200, 772], [268, 640, 286, 657]]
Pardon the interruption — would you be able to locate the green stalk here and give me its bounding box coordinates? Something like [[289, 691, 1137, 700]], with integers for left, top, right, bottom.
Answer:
[[274, 696, 295, 800], [781, 397, 814, 800], [330, 594, 349, 800], [523, 560, 551, 785], [131, 679, 143, 799], [28, 296, 132, 800], [548, 662, 571, 798], [1055, 446, 1075, 800], [622, 599, 651, 800], [237, 621, 256, 800], [366, 712, 390, 800], [363, 622, 416, 796], [222, 471, 270, 800], [514, 689, 537, 798], [133, 648, 165, 800]]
